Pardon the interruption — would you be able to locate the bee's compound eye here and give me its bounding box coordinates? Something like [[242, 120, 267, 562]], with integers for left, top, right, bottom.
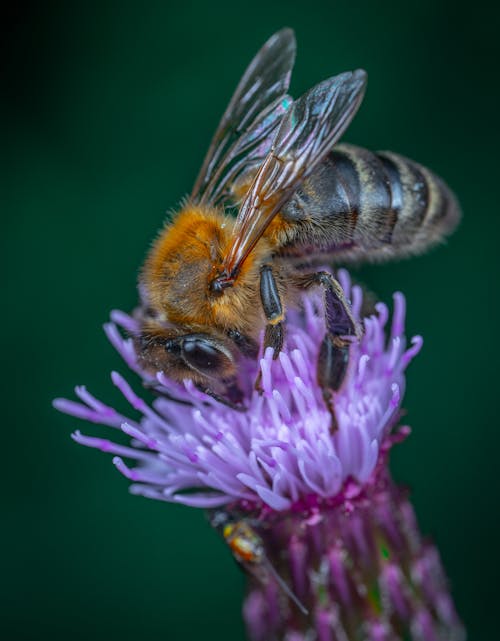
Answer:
[[182, 338, 223, 372]]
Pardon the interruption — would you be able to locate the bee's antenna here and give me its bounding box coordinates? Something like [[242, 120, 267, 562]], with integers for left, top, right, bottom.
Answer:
[[266, 560, 309, 616]]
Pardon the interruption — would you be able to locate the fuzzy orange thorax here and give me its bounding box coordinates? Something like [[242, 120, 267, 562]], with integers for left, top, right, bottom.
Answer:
[[140, 205, 271, 335]]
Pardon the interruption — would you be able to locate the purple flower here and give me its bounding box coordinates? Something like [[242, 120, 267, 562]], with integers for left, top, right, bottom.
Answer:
[[55, 267, 465, 640], [54, 269, 422, 511]]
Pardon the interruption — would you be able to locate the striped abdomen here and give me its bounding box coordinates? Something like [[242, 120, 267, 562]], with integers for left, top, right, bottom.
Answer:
[[280, 143, 461, 262]]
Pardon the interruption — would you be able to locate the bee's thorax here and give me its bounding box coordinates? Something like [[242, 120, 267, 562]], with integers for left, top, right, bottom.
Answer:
[[140, 205, 273, 337]]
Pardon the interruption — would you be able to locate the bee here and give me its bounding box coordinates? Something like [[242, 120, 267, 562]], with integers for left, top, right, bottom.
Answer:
[[136, 28, 460, 427], [210, 510, 308, 615]]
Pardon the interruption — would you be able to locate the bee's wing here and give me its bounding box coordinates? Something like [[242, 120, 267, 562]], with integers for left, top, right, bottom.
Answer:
[[191, 28, 296, 206], [220, 70, 367, 279]]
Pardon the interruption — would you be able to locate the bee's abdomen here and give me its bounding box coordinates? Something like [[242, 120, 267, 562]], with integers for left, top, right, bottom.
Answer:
[[281, 143, 460, 261], [375, 148, 460, 253]]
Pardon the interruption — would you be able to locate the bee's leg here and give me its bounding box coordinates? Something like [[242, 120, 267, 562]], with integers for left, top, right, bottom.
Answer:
[[195, 381, 246, 411], [317, 335, 349, 432], [254, 265, 285, 393], [259, 265, 285, 358], [295, 271, 361, 432]]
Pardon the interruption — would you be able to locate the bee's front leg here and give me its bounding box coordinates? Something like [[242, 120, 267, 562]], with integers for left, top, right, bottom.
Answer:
[[295, 271, 361, 433], [253, 265, 286, 393], [195, 380, 246, 411], [259, 265, 285, 358]]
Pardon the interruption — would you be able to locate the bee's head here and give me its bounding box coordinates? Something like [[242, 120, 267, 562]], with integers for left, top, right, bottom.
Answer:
[[164, 333, 234, 378], [135, 329, 245, 407]]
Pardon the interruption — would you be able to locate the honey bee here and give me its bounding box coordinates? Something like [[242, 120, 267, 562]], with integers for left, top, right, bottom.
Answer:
[[136, 29, 460, 426]]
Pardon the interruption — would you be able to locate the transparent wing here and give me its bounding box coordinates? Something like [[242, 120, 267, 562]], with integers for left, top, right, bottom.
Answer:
[[190, 28, 296, 206], [219, 70, 368, 280], [198, 96, 293, 207]]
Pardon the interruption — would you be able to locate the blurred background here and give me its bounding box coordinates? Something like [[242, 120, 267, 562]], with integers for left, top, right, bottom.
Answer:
[[3, 1, 498, 639]]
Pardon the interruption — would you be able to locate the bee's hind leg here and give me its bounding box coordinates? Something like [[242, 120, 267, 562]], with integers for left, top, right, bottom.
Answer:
[[295, 271, 361, 433]]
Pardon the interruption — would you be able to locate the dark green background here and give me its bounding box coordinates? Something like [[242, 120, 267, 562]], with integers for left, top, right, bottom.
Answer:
[[3, 1, 498, 639]]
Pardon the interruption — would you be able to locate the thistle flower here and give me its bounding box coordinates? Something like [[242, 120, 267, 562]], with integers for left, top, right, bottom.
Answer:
[[54, 269, 465, 640], [54, 270, 415, 509]]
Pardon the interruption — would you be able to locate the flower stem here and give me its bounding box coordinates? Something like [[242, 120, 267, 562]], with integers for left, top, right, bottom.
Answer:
[[236, 471, 465, 641]]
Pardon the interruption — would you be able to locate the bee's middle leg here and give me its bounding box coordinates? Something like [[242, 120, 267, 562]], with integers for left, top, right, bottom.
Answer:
[[295, 271, 361, 432]]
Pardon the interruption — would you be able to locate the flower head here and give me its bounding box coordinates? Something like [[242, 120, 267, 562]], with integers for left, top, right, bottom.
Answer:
[[54, 269, 422, 511], [54, 269, 466, 640]]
